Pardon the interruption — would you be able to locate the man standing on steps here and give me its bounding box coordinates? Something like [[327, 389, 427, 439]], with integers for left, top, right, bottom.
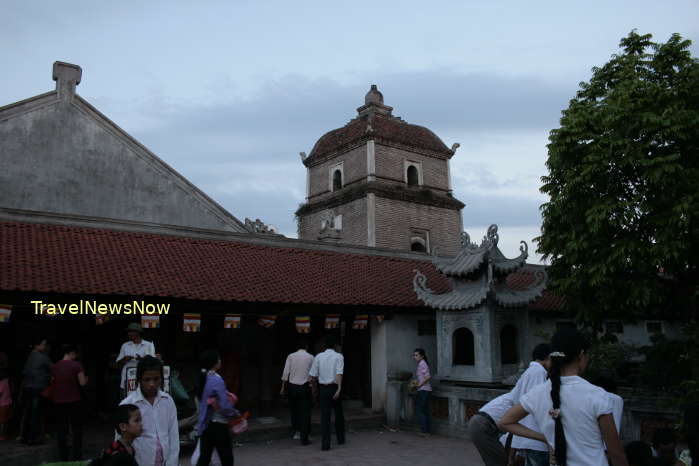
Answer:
[[117, 323, 155, 399], [309, 335, 345, 451], [280, 337, 314, 445]]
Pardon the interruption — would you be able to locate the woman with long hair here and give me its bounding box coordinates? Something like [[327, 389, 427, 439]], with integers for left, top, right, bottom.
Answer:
[[500, 329, 628, 466], [196, 349, 237, 466], [413, 348, 432, 437]]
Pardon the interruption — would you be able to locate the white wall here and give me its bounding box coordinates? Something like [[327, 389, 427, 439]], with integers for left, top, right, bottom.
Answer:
[[528, 315, 685, 348], [370, 318, 387, 412], [371, 313, 437, 412], [386, 314, 437, 378]]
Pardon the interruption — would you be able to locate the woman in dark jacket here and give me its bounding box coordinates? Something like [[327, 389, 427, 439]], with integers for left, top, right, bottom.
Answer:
[[21, 336, 51, 445]]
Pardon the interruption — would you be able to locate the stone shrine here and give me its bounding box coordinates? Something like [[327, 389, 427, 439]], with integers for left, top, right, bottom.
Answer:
[[413, 224, 547, 383]]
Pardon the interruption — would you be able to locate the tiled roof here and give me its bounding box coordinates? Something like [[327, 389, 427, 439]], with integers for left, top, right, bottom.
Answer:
[[0, 221, 563, 311], [307, 113, 452, 163], [0, 221, 450, 307], [506, 268, 565, 311]]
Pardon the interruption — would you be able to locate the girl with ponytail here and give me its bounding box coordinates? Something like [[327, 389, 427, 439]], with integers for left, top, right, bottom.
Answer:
[[500, 328, 629, 466]]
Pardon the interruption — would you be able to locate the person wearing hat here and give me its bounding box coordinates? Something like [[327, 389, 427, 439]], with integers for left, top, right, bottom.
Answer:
[[117, 323, 156, 399]]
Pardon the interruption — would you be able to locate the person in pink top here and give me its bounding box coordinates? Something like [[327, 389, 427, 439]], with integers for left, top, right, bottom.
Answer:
[[413, 348, 432, 437]]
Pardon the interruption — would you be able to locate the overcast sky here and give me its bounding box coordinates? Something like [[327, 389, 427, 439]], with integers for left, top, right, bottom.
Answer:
[[3, 1, 697, 261]]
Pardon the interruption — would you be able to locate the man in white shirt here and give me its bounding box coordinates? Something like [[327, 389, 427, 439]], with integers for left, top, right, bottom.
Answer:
[[309, 335, 345, 451], [508, 343, 551, 466], [592, 376, 624, 434], [120, 355, 179, 466], [117, 323, 156, 398], [468, 392, 514, 466], [280, 337, 314, 445]]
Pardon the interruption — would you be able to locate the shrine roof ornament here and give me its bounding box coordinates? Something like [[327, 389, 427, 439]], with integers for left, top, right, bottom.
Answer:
[[413, 224, 546, 310], [431, 225, 528, 277]]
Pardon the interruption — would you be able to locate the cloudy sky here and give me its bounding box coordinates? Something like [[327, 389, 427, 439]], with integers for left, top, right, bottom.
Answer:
[[3, 1, 697, 261]]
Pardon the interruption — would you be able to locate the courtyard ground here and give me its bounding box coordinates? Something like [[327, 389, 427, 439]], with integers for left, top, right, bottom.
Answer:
[[182, 430, 481, 466]]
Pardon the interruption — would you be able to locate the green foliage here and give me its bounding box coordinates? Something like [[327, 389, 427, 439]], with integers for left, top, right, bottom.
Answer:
[[584, 338, 637, 384], [538, 31, 699, 325], [637, 334, 693, 391]]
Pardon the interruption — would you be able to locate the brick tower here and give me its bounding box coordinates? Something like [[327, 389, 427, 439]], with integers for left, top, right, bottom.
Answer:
[[296, 85, 464, 255]]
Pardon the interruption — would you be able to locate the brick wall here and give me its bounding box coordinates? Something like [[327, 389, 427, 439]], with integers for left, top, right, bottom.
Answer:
[[374, 144, 450, 191], [308, 145, 367, 199], [298, 197, 368, 245], [374, 197, 461, 256]]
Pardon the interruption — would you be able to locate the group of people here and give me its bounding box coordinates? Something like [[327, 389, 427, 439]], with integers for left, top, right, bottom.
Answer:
[[0, 336, 89, 461], [467, 327, 696, 466], [99, 348, 233, 466], [280, 335, 346, 451], [3, 324, 696, 466]]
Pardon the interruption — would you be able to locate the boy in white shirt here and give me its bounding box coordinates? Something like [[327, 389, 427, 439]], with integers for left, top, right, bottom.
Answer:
[[508, 343, 552, 466], [120, 356, 179, 466]]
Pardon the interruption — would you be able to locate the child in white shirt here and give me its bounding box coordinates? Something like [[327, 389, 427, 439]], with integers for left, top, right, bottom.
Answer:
[[500, 328, 629, 466]]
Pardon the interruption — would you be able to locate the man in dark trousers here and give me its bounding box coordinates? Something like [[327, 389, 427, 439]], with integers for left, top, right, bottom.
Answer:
[[309, 335, 345, 451], [280, 337, 314, 445]]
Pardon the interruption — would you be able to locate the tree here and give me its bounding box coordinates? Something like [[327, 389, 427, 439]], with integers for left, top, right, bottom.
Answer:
[[538, 31, 699, 328]]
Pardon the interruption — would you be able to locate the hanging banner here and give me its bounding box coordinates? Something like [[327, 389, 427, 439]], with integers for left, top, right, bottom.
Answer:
[[352, 314, 368, 330], [142, 315, 160, 329], [325, 314, 340, 329], [183, 313, 201, 333], [0, 305, 12, 323], [295, 315, 311, 334], [376, 315, 384, 323], [224, 314, 241, 329], [95, 314, 110, 325], [257, 315, 276, 328]]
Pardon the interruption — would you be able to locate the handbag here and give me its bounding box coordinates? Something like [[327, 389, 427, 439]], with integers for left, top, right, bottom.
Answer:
[[229, 411, 250, 435], [40, 377, 56, 400]]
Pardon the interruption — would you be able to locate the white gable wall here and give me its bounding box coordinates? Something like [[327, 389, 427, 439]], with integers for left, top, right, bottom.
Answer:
[[0, 95, 246, 232]]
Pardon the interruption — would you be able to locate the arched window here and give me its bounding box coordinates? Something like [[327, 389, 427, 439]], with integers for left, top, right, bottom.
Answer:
[[452, 327, 475, 366], [500, 325, 518, 364], [411, 240, 426, 252], [332, 169, 343, 191], [407, 165, 419, 186]]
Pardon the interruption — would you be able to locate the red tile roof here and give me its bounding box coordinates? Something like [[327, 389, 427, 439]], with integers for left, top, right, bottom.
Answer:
[[0, 221, 451, 307], [307, 113, 452, 163], [0, 221, 563, 311], [506, 268, 565, 311]]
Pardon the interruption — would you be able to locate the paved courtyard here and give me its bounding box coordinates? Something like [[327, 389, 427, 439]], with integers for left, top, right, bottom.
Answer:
[[182, 430, 481, 466]]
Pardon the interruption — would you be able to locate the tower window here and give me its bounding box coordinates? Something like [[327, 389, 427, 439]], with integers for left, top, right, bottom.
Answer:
[[407, 165, 419, 186], [328, 162, 344, 192], [332, 169, 343, 191], [411, 240, 426, 252], [453, 327, 475, 366], [410, 229, 429, 253], [404, 161, 423, 186]]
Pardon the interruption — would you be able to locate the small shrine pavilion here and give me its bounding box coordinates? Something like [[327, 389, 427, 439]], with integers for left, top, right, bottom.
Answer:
[[413, 225, 546, 383]]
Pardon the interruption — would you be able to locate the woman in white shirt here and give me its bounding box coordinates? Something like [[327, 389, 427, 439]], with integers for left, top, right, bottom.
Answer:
[[500, 328, 628, 466]]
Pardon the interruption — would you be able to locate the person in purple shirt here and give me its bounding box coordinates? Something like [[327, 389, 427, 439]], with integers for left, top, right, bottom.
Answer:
[[196, 350, 238, 466], [413, 348, 432, 437]]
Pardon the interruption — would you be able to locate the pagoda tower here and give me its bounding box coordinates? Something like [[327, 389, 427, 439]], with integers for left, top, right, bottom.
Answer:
[[297, 85, 464, 254]]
